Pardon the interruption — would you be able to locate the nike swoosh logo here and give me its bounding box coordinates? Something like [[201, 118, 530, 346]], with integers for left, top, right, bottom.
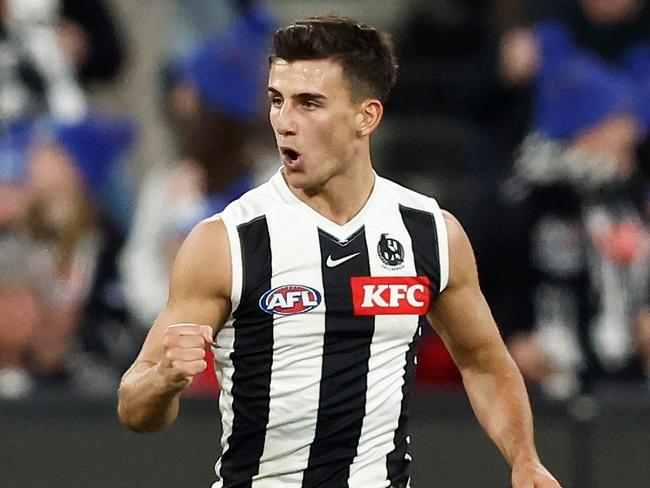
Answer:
[[326, 252, 361, 268]]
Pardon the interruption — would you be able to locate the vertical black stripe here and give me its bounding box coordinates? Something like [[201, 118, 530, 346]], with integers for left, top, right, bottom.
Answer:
[[302, 228, 374, 488], [385, 206, 442, 487], [220, 216, 273, 488], [399, 205, 441, 296]]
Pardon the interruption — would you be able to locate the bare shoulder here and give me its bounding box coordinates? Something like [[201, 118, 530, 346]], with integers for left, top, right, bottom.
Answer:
[[440, 210, 478, 290], [427, 211, 500, 363], [169, 217, 232, 302]]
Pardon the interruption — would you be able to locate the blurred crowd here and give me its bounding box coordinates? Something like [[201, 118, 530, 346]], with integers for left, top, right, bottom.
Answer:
[[1, 0, 649, 402]]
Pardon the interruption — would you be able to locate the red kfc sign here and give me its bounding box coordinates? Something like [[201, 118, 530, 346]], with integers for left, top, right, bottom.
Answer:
[[351, 276, 431, 316]]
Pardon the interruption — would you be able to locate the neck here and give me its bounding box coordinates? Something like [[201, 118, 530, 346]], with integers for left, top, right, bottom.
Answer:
[[285, 159, 376, 226]]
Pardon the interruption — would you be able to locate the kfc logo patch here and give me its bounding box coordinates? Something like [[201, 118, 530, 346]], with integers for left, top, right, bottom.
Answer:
[[259, 285, 322, 315], [351, 276, 431, 315]]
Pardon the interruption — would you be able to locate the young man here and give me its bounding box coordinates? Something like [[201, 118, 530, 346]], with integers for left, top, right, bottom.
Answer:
[[118, 16, 561, 488]]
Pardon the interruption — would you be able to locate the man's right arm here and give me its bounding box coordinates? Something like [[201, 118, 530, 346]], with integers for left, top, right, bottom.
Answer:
[[117, 217, 232, 432]]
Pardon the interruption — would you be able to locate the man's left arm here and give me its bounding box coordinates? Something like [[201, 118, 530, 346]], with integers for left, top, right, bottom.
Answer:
[[427, 211, 561, 488]]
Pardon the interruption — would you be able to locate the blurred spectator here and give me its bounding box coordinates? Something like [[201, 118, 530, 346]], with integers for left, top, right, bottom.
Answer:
[[43, 115, 137, 383], [0, 0, 133, 399], [1, 0, 85, 122], [499, 1, 650, 398], [0, 114, 135, 399], [57, 0, 124, 84], [0, 118, 44, 398], [119, 3, 275, 395], [499, 0, 650, 99], [0, 0, 124, 125]]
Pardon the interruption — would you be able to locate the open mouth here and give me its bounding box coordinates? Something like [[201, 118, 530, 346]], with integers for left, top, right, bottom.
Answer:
[[281, 147, 301, 164]]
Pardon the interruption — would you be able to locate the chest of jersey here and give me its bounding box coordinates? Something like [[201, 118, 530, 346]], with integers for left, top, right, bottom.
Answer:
[[251, 209, 431, 339]]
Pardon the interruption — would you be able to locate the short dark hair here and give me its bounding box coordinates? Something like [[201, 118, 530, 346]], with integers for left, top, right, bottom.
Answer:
[[271, 16, 398, 103]]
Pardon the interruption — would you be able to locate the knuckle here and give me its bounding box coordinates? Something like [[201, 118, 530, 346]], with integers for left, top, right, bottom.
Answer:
[[163, 333, 180, 349], [192, 360, 207, 375], [182, 348, 202, 361]]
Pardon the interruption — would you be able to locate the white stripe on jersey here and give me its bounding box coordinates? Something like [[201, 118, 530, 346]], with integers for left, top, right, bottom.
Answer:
[[253, 210, 326, 486], [347, 189, 419, 488]]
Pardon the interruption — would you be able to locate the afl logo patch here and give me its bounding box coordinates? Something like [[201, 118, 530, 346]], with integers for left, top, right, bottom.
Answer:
[[377, 233, 404, 267], [259, 285, 322, 315]]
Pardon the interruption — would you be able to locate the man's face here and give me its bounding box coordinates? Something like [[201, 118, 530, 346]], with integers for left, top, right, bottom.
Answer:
[[268, 58, 363, 190]]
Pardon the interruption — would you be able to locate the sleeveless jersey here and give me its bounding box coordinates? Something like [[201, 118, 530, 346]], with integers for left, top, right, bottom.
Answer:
[[211, 169, 449, 488]]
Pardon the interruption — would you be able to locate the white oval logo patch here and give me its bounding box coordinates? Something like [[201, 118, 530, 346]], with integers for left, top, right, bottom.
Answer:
[[259, 284, 322, 315]]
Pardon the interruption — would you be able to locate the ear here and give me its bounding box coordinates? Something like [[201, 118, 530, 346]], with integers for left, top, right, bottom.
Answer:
[[356, 99, 384, 136]]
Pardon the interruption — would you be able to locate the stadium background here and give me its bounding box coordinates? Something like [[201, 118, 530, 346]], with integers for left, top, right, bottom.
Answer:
[[2, 1, 650, 487]]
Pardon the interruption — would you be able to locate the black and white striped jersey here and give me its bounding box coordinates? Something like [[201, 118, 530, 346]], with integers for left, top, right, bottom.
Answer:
[[211, 169, 449, 488]]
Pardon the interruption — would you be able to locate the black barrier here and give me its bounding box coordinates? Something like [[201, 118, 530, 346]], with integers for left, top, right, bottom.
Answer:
[[569, 395, 599, 488], [1, 387, 649, 488]]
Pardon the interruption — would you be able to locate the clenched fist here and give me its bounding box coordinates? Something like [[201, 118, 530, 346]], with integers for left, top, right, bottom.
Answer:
[[156, 323, 214, 393]]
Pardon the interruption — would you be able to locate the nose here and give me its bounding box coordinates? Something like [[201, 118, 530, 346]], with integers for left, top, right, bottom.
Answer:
[[273, 103, 297, 137]]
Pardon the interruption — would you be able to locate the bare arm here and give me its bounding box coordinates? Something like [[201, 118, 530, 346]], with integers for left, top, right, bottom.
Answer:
[[117, 217, 231, 432], [427, 211, 560, 488]]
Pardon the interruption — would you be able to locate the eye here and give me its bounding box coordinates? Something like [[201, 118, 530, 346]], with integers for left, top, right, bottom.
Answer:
[[302, 99, 320, 110], [269, 96, 283, 108]]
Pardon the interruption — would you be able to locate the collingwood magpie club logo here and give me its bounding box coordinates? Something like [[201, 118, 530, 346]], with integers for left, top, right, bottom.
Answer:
[[377, 233, 404, 267]]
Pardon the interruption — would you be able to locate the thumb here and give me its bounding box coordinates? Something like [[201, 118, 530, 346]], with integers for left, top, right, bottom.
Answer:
[[200, 324, 214, 345]]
